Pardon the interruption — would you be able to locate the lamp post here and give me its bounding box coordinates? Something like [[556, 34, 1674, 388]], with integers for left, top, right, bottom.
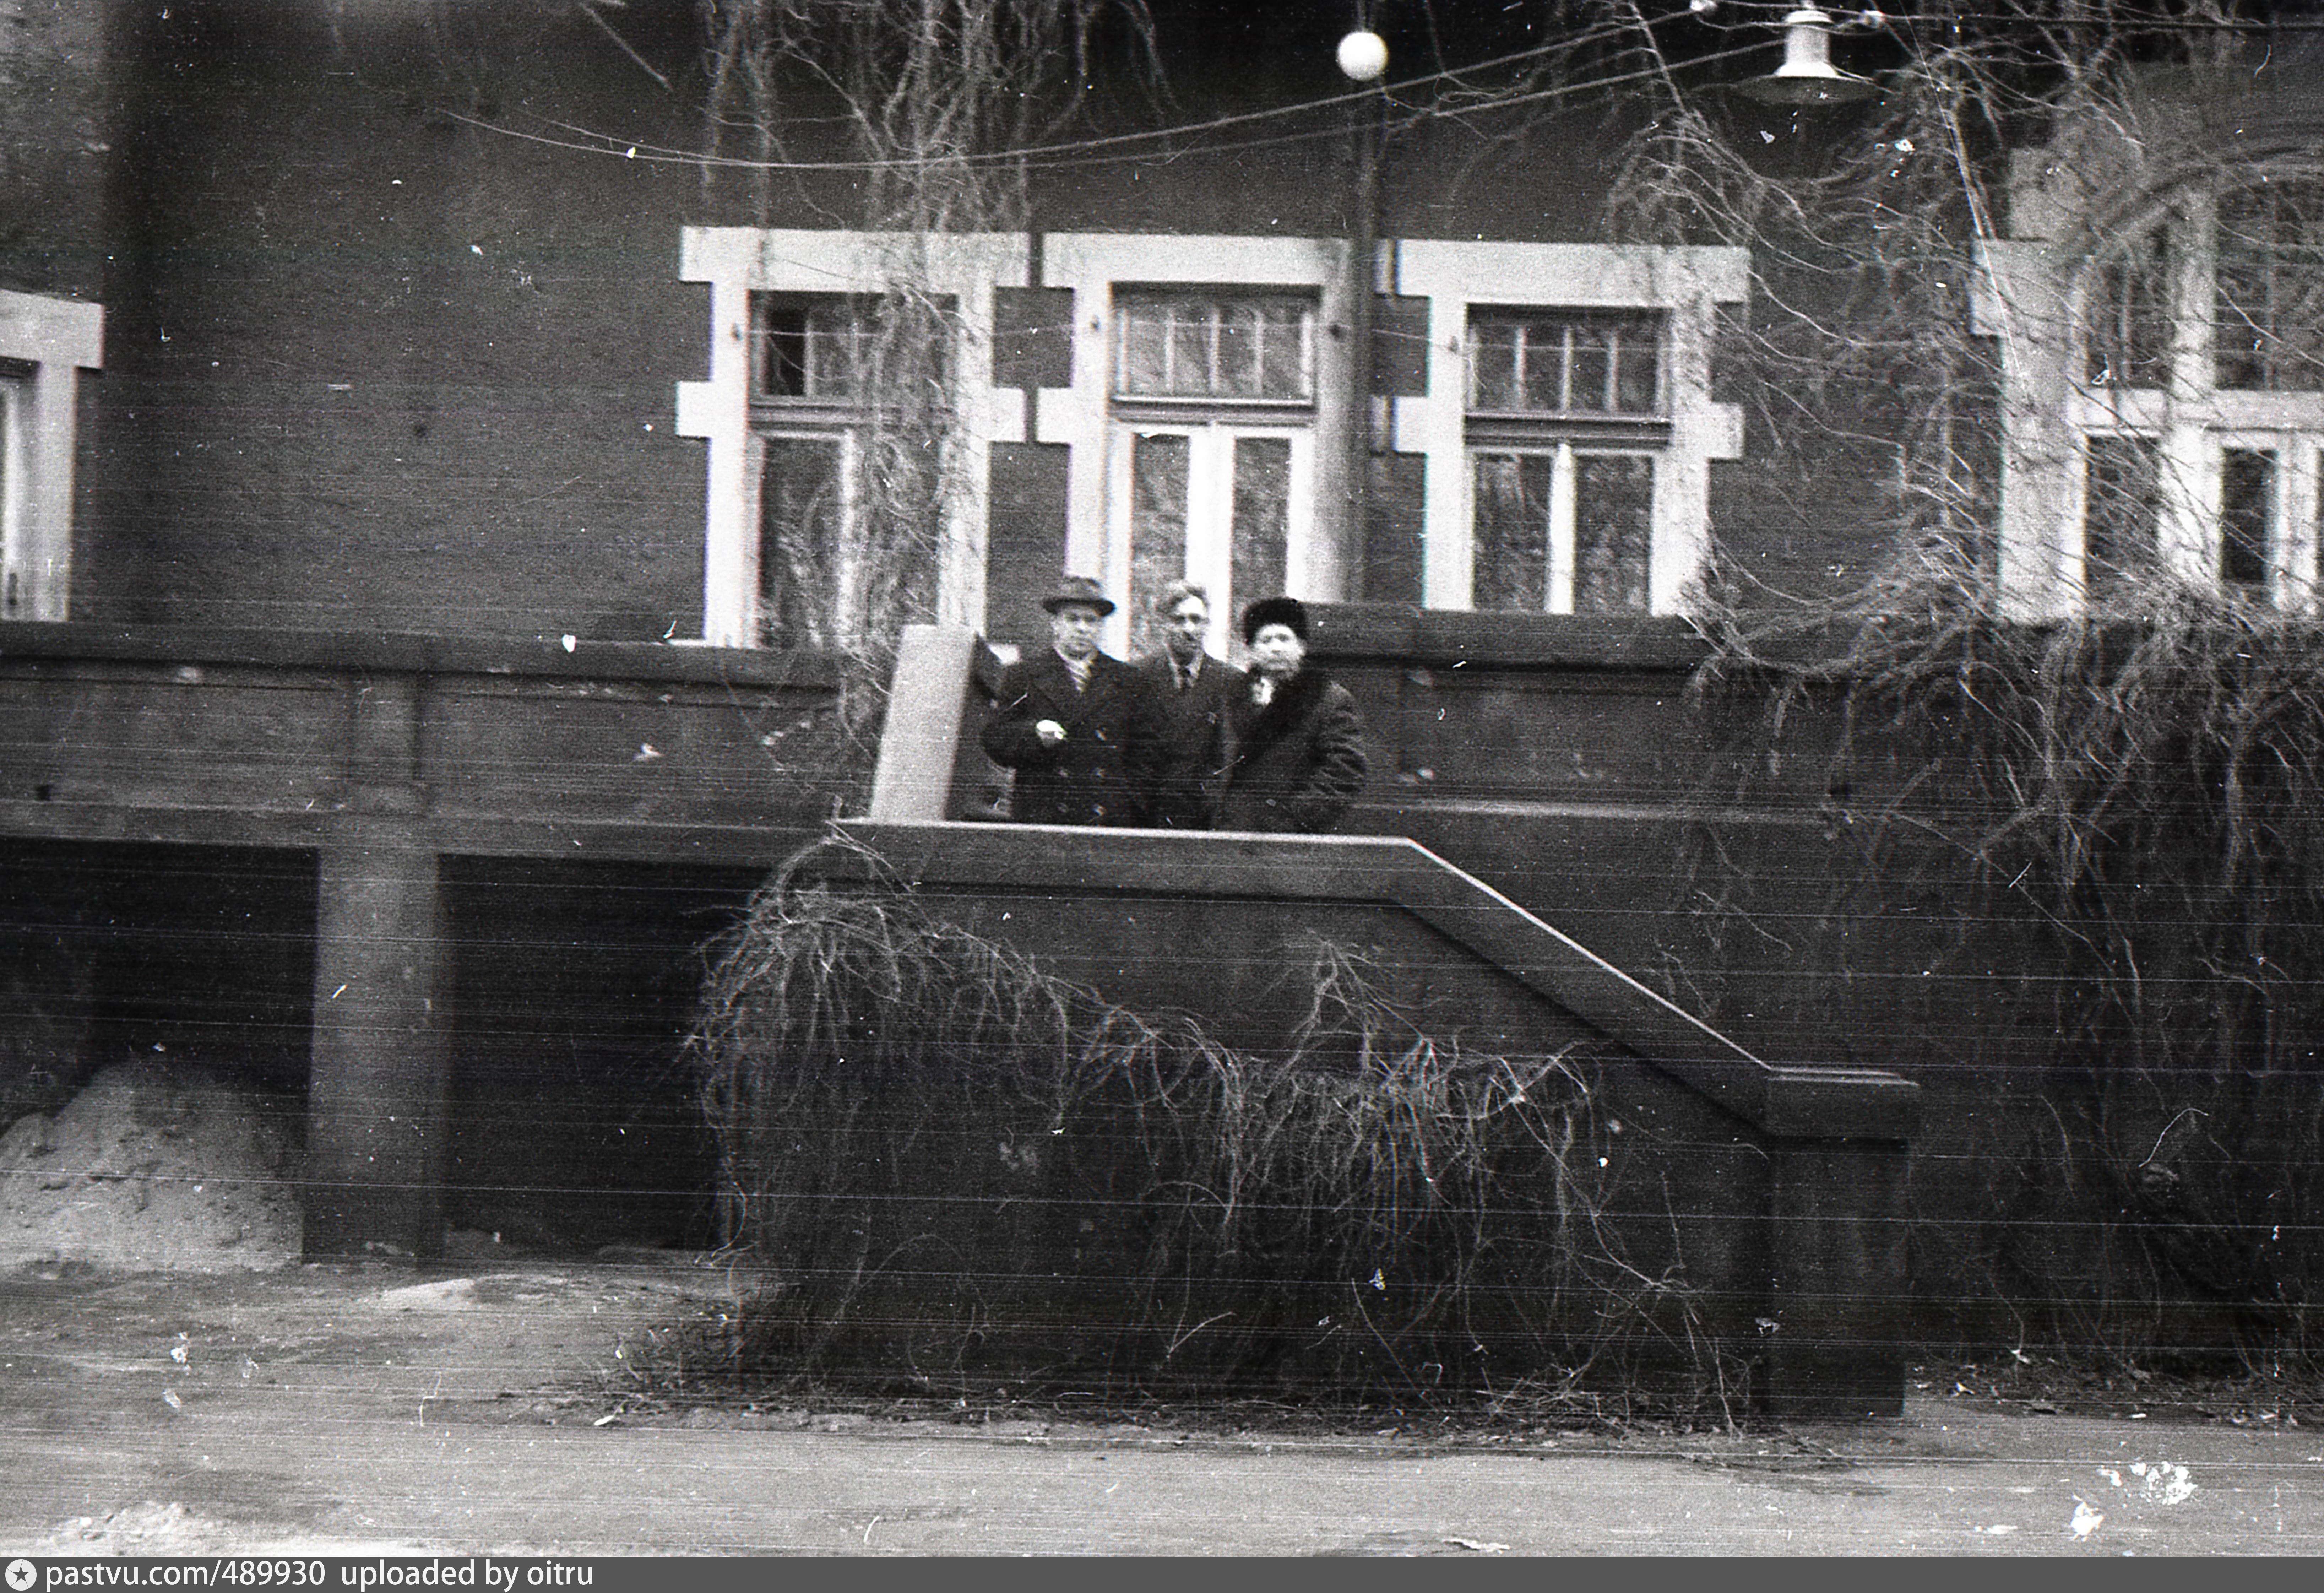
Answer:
[[1337, 27, 1388, 600]]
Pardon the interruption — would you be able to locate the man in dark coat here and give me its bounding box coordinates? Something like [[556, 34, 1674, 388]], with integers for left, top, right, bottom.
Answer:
[[1218, 596, 1369, 834], [979, 574, 1144, 825], [1129, 579, 1236, 829]]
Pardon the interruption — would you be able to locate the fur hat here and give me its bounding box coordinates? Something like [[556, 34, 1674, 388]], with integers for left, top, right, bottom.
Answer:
[[1040, 574, 1116, 617], [1240, 595, 1310, 645]]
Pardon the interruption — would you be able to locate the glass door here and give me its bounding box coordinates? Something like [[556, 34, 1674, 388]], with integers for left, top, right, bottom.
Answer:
[[1112, 424, 1309, 659]]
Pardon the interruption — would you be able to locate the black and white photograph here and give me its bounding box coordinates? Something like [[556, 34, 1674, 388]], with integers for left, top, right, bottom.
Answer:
[[2, 0, 2323, 1557]]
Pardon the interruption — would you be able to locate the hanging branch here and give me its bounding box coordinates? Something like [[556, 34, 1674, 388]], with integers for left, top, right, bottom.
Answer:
[[1597, 0, 2324, 1371], [700, 1, 1157, 777]]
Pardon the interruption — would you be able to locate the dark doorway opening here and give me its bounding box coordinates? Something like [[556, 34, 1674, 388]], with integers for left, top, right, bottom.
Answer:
[[440, 856, 762, 1256], [0, 839, 316, 1131]]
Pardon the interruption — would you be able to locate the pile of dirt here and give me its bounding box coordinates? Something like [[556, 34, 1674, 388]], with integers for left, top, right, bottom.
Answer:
[[0, 1059, 302, 1272]]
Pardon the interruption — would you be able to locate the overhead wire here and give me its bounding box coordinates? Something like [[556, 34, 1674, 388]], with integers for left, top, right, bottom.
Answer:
[[443, 21, 1775, 178], [1689, 0, 2324, 27]]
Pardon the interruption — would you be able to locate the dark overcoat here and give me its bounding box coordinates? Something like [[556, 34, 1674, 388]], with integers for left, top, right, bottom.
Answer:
[[1129, 651, 1236, 830], [979, 649, 1143, 825], [1217, 666, 1369, 834]]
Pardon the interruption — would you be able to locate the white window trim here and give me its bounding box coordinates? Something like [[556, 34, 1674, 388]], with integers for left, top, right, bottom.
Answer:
[[1394, 240, 1746, 616], [1040, 234, 1348, 657], [2186, 429, 2324, 609], [677, 228, 1026, 647], [1048, 234, 1745, 641], [681, 230, 1745, 645], [0, 289, 104, 622], [1980, 238, 2081, 616], [0, 376, 25, 612], [1984, 175, 2324, 619]]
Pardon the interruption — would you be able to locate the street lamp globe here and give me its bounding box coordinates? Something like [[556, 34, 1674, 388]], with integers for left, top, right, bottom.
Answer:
[[1336, 29, 1388, 83]]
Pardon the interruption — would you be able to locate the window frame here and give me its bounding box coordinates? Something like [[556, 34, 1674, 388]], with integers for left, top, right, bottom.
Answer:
[[1456, 304, 1674, 616], [0, 292, 104, 624], [2061, 175, 2324, 612], [2211, 178, 2324, 395], [2206, 429, 2324, 606], [1399, 240, 1744, 617], [683, 231, 1745, 644], [1103, 419, 1316, 658], [678, 229, 1022, 648], [750, 291, 956, 411], [1110, 288, 1317, 409], [1465, 306, 1669, 423], [2079, 428, 2165, 596], [741, 289, 963, 647], [0, 369, 25, 617], [1467, 442, 1660, 616], [749, 429, 862, 650], [1099, 284, 1322, 655]]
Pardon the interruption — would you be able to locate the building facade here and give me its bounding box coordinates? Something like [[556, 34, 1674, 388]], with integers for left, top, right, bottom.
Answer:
[[2, 0, 2320, 1325]]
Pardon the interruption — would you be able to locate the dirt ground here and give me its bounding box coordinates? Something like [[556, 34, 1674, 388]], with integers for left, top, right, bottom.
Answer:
[[0, 1258, 736, 1554], [0, 1061, 303, 1276], [3, 1259, 2323, 1556]]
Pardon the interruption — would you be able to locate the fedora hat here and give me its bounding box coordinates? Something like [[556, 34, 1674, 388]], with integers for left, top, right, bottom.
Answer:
[[1041, 574, 1116, 616]]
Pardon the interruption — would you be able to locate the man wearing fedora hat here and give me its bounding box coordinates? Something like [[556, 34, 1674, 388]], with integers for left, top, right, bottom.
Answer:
[[979, 574, 1145, 826]]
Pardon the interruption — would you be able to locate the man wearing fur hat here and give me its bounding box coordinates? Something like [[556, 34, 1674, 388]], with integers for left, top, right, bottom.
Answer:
[[1218, 596, 1368, 834], [980, 574, 1144, 825]]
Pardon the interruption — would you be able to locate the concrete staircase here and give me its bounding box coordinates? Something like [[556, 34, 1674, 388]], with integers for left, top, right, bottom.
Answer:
[[822, 625, 1920, 1419]]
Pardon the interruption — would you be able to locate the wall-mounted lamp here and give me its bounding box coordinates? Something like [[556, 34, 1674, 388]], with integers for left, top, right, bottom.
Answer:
[[1732, 9, 1881, 106]]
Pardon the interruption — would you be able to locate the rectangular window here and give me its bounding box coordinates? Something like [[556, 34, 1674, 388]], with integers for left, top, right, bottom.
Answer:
[[1472, 453, 1551, 611], [1126, 433, 1190, 658], [1114, 292, 1314, 401], [2088, 226, 2171, 388], [1471, 448, 1655, 614], [755, 296, 875, 399], [751, 293, 954, 401], [2084, 434, 2161, 589], [1469, 310, 1663, 415], [1227, 435, 1292, 618], [2215, 181, 2324, 393], [1465, 307, 1663, 614], [1114, 426, 1302, 656], [0, 373, 21, 618], [742, 291, 955, 647], [1574, 454, 1654, 611], [756, 435, 851, 648], [2221, 446, 2277, 586], [1109, 290, 1314, 653]]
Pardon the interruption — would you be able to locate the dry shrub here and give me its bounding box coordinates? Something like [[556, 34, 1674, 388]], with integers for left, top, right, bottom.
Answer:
[[686, 839, 1727, 1411], [1694, 551, 2324, 1378], [1926, 1068, 2324, 1386], [699, 0, 1160, 791]]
